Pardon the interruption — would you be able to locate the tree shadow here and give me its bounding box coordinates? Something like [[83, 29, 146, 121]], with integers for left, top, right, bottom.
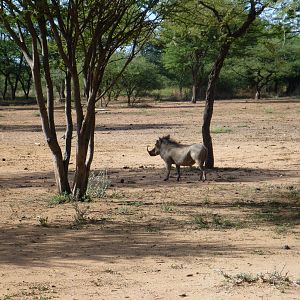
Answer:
[[0, 166, 299, 267], [95, 123, 181, 132], [104, 166, 299, 188], [0, 165, 298, 190], [0, 122, 181, 133], [0, 221, 258, 267]]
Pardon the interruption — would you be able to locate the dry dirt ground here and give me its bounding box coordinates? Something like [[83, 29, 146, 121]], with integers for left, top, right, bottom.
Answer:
[[0, 99, 299, 300]]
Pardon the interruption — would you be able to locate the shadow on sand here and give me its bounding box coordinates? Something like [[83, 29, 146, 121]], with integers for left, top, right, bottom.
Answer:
[[0, 166, 299, 267]]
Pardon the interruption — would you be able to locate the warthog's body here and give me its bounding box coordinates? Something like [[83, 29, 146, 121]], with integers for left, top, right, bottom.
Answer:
[[147, 135, 207, 181]]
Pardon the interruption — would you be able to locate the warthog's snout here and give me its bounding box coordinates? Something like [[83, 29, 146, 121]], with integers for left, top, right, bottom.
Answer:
[[147, 146, 157, 156]]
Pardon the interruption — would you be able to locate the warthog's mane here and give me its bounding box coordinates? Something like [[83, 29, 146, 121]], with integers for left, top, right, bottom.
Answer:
[[160, 135, 181, 146]]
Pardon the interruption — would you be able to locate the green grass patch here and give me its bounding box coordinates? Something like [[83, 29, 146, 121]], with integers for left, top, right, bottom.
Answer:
[[37, 216, 49, 227], [211, 127, 232, 134], [49, 192, 72, 205], [264, 107, 274, 114], [117, 205, 131, 215], [193, 213, 242, 230], [161, 202, 177, 213]]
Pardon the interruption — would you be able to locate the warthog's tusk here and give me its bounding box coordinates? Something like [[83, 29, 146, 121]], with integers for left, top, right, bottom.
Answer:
[[147, 146, 155, 156]]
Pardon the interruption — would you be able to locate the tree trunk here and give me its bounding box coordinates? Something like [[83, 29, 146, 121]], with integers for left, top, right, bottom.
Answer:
[[179, 86, 183, 99], [202, 43, 230, 168], [191, 83, 201, 103], [52, 153, 71, 194], [1, 76, 9, 100], [72, 99, 96, 199], [255, 88, 261, 100], [191, 61, 203, 103]]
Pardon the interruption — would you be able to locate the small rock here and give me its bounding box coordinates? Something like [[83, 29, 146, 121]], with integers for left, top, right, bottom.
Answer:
[[120, 178, 124, 183], [2, 158, 5, 161], [283, 245, 290, 250], [179, 294, 187, 298], [24, 167, 28, 170], [123, 166, 130, 169]]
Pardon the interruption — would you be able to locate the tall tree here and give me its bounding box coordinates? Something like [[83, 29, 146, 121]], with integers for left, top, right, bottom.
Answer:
[[120, 55, 164, 106], [0, 0, 168, 198], [161, 1, 217, 102], [198, 0, 267, 168]]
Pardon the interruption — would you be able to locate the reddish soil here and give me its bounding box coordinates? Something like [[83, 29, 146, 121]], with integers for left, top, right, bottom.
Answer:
[[0, 99, 299, 299]]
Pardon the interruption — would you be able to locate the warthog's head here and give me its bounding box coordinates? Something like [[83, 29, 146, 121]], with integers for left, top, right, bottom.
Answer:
[[147, 138, 163, 156], [147, 135, 171, 156]]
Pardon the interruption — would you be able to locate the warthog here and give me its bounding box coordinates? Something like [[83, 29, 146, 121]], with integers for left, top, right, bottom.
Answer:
[[147, 135, 207, 181]]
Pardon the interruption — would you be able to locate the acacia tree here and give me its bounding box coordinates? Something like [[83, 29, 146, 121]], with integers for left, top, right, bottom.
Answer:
[[161, 1, 216, 103], [198, 0, 267, 168], [120, 55, 163, 106], [0, 0, 166, 198]]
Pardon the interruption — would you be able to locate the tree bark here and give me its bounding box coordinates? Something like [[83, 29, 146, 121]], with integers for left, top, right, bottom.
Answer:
[[72, 102, 96, 199], [202, 43, 231, 168], [199, 1, 264, 169], [255, 88, 261, 100], [191, 82, 201, 103]]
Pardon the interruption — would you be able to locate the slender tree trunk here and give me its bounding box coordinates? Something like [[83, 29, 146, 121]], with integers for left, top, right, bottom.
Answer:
[[63, 71, 73, 175], [1, 75, 8, 100], [191, 65, 202, 103], [191, 82, 201, 103], [179, 86, 183, 99], [72, 101, 96, 199], [202, 43, 231, 168], [127, 94, 131, 106], [255, 87, 261, 100], [31, 17, 71, 194], [191, 84, 197, 103]]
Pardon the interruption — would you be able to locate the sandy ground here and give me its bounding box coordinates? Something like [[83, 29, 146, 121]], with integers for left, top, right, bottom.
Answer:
[[0, 99, 299, 300]]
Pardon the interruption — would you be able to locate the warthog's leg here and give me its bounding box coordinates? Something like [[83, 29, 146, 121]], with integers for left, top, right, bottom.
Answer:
[[176, 164, 181, 181], [199, 160, 206, 181], [164, 162, 172, 181], [196, 159, 206, 181]]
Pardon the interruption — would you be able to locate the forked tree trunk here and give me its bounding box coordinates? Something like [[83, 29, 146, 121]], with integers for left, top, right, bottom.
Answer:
[[31, 17, 71, 195]]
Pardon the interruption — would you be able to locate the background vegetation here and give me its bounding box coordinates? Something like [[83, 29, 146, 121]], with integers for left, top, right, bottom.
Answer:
[[1, 1, 299, 104]]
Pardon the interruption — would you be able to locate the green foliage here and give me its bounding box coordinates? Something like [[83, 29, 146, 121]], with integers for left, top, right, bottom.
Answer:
[[120, 55, 165, 105], [37, 216, 49, 227], [49, 192, 72, 205], [161, 202, 177, 212]]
